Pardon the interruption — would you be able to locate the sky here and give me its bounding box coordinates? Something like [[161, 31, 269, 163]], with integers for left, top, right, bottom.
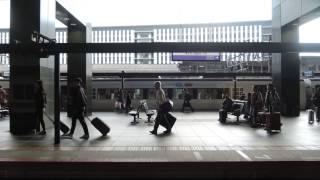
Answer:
[[299, 17, 320, 56], [1, 0, 272, 28]]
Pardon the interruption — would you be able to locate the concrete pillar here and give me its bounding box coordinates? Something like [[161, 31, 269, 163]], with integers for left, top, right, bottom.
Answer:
[[9, 0, 55, 134], [272, 2, 300, 117], [67, 24, 92, 116]]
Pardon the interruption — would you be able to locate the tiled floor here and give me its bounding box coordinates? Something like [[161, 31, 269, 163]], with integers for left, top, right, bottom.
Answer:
[[0, 111, 320, 162]]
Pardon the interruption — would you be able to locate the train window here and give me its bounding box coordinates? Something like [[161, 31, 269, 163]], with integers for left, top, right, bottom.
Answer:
[[174, 89, 184, 99], [134, 89, 143, 99], [97, 88, 107, 100], [197, 88, 229, 99], [92, 88, 96, 100], [233, 88, 244, 99], [147, 88, 156, 99]]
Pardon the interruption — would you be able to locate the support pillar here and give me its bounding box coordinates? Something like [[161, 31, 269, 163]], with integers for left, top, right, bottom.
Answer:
[[67, 24, 92, 116], [272, 3, 300, 116], [9, 0, 56, 134]]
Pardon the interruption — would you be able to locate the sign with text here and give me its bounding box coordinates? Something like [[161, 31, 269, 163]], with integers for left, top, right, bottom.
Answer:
[[172, 52, 220, 61]]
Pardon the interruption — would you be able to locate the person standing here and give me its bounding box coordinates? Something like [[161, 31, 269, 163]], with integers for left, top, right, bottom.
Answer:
[[250, 86, 264, 127], [65, 78, 89, 139], [149, 81, 171, 135], [34, 80, 47, 135], [265, 84, 280, 113], [0, 85, 7, 108]]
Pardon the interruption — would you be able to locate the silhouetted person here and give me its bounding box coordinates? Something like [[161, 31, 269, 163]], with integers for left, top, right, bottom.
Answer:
[[265, 84, 280, 113], [65, 78, 89, 139], [239, 94, 245, 100], [250, 86, 264, 127], [312, 87, 320, 121], [125, 92, 132, 113], [219, 95, 233, 122], [150, 81, 171, 135], [244, 93, 251, 119], [0, 85, 7, 108], [115, 89, 124, 112], [181, 89, 194, 112], [34, 80, 47, 135]]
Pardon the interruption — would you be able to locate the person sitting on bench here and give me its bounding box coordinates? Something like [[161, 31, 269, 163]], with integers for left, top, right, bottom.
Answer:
[[219, 95, 233, 123]]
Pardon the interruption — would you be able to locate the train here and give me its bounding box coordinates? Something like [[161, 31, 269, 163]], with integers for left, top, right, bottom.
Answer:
[[1, 77, 318, 111]]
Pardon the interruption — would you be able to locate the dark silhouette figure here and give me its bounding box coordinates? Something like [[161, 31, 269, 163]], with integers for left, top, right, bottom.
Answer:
[[244, 93, 251, 119], [0, 85, 8, 108], [265, 84, 280, 113], [65, 78, 89, 139], [150, 81, 172, 135], [34, 80, 47, 135], [125, 92, 132, 113], [115, 89, 124, 112], [219, 95, 233, 122], [312, 87, 320, 121], [250, 86, 264, 127], [181, 89, 194, 112]]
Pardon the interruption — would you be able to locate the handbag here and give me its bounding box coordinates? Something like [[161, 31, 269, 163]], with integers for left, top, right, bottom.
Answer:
[[159, 100, 173, 113]]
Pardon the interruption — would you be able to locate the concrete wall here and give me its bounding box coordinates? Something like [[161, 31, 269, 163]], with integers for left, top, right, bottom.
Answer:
[[273, 0, 320, 26]]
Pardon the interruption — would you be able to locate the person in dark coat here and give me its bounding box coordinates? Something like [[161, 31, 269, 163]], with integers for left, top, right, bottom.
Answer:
[[265, 84, 280, 113], [219, 95, 233, 122], [34, 80, 47, 135], [125, 92, 132, 113], [64, 78, 89, 139]]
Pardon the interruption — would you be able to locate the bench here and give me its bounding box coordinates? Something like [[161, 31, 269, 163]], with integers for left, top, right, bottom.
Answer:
[[228, 103, 245, 122], [128, 110, 139, 124], [219, 102, 245, 123], [0, 108, 9, 118], [145, 110, 155, 123]]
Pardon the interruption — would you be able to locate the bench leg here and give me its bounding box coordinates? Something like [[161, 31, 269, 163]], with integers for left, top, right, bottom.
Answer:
[[130, 115, 139, 125], [145, 115, 154, 123]]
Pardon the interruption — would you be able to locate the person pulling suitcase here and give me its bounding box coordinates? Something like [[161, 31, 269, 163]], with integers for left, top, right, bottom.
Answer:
[[64, 78, 89, 139]]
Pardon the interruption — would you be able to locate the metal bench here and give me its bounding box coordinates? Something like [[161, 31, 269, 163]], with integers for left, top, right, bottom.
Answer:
[[128, 110, 139, 124], [145, 110, 155, 123], [0, 108, 9, 118]]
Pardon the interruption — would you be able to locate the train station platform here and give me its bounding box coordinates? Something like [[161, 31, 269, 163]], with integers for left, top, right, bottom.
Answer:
[[0, 111, 320, 179]]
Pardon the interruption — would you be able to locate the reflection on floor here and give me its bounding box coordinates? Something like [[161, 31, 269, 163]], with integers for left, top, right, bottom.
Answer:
[[0, 111, 320, 162]]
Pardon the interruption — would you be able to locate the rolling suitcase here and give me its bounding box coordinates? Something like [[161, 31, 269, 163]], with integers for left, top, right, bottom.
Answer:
[[308, 109, 315, 124], [265, 112, 281, 133], [159, 112, 176, 129], [87, 117, 110, 136], [44, 112, 70, 134]]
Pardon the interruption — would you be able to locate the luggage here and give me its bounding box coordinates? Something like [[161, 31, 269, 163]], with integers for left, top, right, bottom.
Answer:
[[219, 109, 227, 123], [265, 112, 281, 133], [308, 109, 315, 124], [159, 112, 176, 129], [44, 112, 70, 134], [87, 117, 110, 136], [159, 100, 173, 113]]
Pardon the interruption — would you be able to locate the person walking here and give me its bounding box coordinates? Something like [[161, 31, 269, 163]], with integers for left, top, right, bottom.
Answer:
[[149, 81, 171, 135], [65, 78, 89, 139], [34, 80, 47, 135]]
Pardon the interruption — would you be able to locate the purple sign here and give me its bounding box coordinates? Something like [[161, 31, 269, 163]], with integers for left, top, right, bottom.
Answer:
[[172, 52, 220, 61]]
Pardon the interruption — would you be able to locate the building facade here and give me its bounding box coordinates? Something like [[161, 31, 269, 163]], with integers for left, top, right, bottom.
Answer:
[[1, 20, 271, 73]]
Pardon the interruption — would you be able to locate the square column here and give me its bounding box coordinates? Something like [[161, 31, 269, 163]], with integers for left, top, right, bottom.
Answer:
[[9, 0, 56, 134]]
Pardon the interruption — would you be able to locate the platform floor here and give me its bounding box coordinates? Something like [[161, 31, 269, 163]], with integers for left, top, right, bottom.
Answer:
[[0, 111, 320, 178]]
